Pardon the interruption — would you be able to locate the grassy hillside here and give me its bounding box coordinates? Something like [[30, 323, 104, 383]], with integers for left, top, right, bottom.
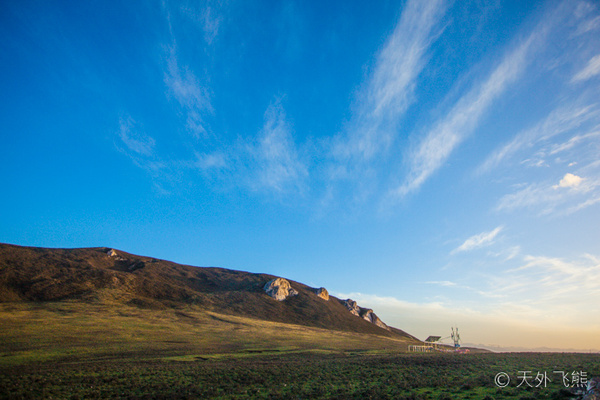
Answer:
[[0, 243, 415, 338], [0, 243, 421, 366]]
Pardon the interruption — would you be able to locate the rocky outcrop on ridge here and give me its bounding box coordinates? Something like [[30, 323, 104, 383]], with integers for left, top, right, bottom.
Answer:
[[343, 298, 390, 331], [262, 285, 389, 330], [360, 308, 390, 331], [106, 248, 125, 261], [343, 299, 361, 316], [315, 287, 329, 301], [264, 278, 298, 301]]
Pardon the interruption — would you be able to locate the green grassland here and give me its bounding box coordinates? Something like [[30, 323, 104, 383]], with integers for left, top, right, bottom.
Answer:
[[1, 301, 599, 399], [1, 349, 598, 399], [0, 301, 415, 366]]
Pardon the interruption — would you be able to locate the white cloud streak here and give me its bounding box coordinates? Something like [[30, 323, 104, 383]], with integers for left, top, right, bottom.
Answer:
[[572, 54, 600, 82], [115, 117, 167, 185], [497, 172, 600, 215], [191, 151, 227, 171], [249, 102, 307, 194], [394, 21, 546, 197], [333, 284, 599, 350], [452, 226, 503, 254], [334, 249, 600, 349], [332, 291, 452, 321], [335, 0, 448, 162], [178, 1, 222, 45], [549, 128, 600, 155], [367, 0, 447, 122], [479, 105, 599, 174], [426, 280, 457, 287], [573, 1, 600, 37], [164, 46, 212, 138], [118, 117, 155, 157], [498, 254, 600, 312]]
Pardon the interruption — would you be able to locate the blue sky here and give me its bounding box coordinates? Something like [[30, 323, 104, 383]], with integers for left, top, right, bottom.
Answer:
[[1, 0, 599, 351]]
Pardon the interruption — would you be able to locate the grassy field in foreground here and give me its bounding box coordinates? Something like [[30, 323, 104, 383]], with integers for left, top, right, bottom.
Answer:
[[1, 352, 599, 399], [0, 301, 416, 366]]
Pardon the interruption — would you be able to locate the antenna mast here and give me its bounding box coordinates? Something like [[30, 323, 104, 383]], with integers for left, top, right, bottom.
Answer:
[[451, 326, 461, 348]]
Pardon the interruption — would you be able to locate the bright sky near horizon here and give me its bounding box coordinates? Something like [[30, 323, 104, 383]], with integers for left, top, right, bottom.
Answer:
[[1, 0, 599, 351]]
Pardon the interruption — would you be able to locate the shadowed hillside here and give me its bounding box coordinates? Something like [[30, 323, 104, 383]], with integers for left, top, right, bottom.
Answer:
[[0, 243, 416, 340]]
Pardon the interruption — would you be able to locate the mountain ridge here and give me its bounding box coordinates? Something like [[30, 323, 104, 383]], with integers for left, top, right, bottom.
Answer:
[[0, 242, 417, 341]]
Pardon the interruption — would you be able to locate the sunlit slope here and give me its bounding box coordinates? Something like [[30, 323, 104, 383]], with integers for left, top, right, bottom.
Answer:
[[0, 243, 420, 363], [0, 302, 418, 365]]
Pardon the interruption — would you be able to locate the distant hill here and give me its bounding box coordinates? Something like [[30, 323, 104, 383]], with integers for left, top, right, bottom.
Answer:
[[0, 243, 416, 340]]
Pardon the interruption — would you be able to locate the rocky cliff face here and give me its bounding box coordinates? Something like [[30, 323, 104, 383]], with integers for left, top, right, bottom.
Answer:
[[263, 282, 388, 331], [343, 299, 361, 316], [107, 248, 125, 261], [343, 298, 390, 331], [263, 278, 298, 301], [315, 287, 329, 301], [360, 308, 390, 330]]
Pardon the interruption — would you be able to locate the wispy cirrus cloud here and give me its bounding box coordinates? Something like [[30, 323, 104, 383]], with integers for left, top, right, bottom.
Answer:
[[572, 54, 600, 83], [393, 18, 551, 198], [161, 1, 218, 138], [332, 291, 452, 319], [163, 0, 222, 45], [117, 116, 155, 157], [334, 0, 448, 162], [190, 151, 227, 171], [549, 128, 600, 155], [497, 171, 600, 215], [451, 226, 503, 254], [487, 245, 521, 262], [115, 117, 168, 187], [425, 280, 457, 287], [365, 0, 447, 122], [334, 250, 600, 348], [572, 1, 600, 37], [333, 284, 599, 350], [164, 46, 213, 138], [495, 254, 600, 313], [159, 2, 310, 198], [179, 1, 222, 45], [247, 101, 307, 194], [479, 105, 599, 174]]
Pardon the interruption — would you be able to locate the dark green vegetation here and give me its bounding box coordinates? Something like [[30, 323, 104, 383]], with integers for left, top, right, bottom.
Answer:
[[1, 352, 598, 399]]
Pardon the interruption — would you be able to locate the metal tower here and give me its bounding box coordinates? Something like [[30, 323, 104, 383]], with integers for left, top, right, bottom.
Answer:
[[451, 326, 461, 348]]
